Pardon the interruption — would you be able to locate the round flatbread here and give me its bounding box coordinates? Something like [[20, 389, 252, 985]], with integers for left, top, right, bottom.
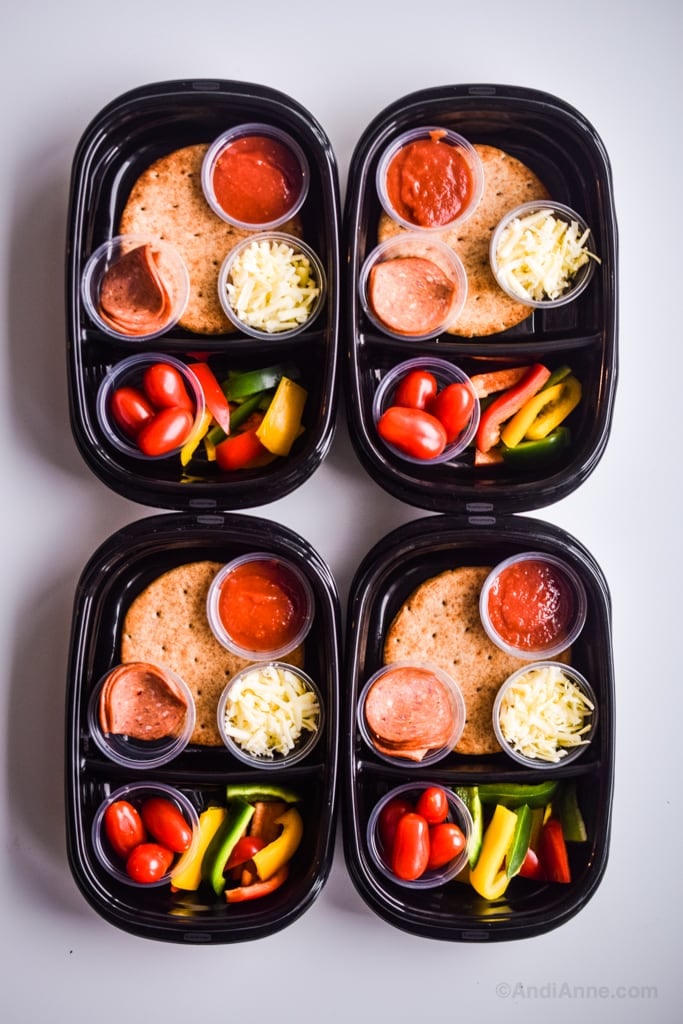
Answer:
[[119, 144, 301, 335], [383, 566, 569, 755], [378, 144, 550, 337], [120, 560, 304, 746]]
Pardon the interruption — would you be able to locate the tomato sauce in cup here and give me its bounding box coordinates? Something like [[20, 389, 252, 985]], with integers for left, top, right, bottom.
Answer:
[[481, 553, 587, 658], [207, 554, 314, 659], [379, 128, 483, 230], [202, 125, 309, 230]]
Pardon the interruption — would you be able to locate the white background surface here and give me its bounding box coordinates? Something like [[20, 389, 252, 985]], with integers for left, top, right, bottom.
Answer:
[[1, 1, 680, 1021]]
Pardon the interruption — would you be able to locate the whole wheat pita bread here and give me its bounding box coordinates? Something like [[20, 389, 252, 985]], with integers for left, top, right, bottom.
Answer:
[[383, 566, 569, 755], [378, 144, 550, 337], [119, 144, 301, 335], [120, 560, 304, 747]]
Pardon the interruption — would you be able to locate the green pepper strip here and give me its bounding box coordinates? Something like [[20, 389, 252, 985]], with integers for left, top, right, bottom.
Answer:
[[557, 782, 588, 842], [222, 363, 299, 402], [206, 390, 270, 447], [506, 803, 533, 878], [542, 365, 572, 390], [477, 780, 559, 809], [454, 786, 483, 868], [500, 426, 571, 465]]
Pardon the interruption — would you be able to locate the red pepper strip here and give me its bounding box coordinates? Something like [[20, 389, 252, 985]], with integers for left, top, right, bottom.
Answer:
[[189, 362, 231, 434], [469, 365, 531, 399], [518, 846, 545, 880], [538, 818, 571, 883], [476, 363, 551, 453], [215, 427, 268, 471], [224, 863, 289, 903]]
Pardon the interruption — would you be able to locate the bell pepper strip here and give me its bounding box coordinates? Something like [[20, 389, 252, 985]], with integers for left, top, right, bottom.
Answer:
[[214, 415, 272, 472], [538, 817, 571, 883], [469, 366, 531, 399], [542, 364, 572, 390], [225, 782, 301, 804], [499, 426, 571, 465], [180, 408, 212, 467], [224, 864, 289, 903], [203, 432, 217, 462], [501, 380, 567, 448], [524, 375, 582, 441], [476, 363, 551, 453], [256, 377, 308, 456], [201, 797, 255, 896], [222, 362, 299, 402], [477, 781, 559, 809], [454, 786, 483, 868], [474, 447, 505, 466], [170, 806, 227, 892], [189, 362, 231, 434], [506, 803, 533, 878], [207, 390, 271, 447], [469, 804, 518, 900], [251, 807, 304, 882], [557, 782, 588, 842]]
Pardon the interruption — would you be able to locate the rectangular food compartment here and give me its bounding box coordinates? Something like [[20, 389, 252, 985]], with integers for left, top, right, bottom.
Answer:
[[343, 84, 618, 513], [66, 78, 341, 509], [65, 512, 340, 943], [342, 514, 614, 941]]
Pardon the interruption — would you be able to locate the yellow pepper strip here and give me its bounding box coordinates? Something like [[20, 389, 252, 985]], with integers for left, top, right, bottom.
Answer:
[[256, 377, 308, 457], [180, 409, 212, 467], [251, 807, 303, 882], [525, 376, 582, 441], [469, 804, 518, 900], [203, 432, 217, 462], [500, 376, 582, 447], [500, 382, 564, 448], [171, 806, 227, 892]]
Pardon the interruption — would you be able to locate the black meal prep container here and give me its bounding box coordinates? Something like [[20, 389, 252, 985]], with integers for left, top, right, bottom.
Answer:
[[341, 84, 618, 940], [66, 78, 340, 510], [64, 80, 342, 942]]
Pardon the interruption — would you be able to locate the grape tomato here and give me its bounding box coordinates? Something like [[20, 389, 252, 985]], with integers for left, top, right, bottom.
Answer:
[[103, 800, 147, 859], [393, 369, 438, 410], [142, 363, 194, 411]]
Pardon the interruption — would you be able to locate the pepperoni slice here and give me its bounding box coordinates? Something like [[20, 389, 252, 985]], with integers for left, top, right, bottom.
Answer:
[[99, 662, 189, 741], [98, 244, 174, 335], [368, 256, 455, 335], [364, 666, 457, 761]]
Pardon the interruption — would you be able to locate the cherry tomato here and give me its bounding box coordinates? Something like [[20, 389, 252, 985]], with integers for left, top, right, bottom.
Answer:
[[125, 842, 174, 884], [140, 797, 193, 853], [426, 822, 466, 870], [377, 796, 413, 851], [428, 383, 475, 443], [110, 386, 155, 439], [415, 786, 449, 826], [390, 812, 430, 881], [377, 406, 447, 460], [142, 362, 194, 411], [102, 800, 147, 860], [136, 407, 194, 456], [225, 836, 267, 871], [393, 370, 438, 410]]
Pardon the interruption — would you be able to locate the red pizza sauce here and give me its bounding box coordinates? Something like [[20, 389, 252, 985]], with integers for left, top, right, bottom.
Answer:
[[211, 134, 303, 226], [217, 558, 309, 655], [385, 131, 476, 228], [487, 558, 575, 652]]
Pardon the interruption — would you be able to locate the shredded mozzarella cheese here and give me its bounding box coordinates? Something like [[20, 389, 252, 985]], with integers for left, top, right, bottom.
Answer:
[[498, 664, 594, 763], [223, 664, 320, 758], [495, 209, 600, 302], [226, 239, 321, 333]]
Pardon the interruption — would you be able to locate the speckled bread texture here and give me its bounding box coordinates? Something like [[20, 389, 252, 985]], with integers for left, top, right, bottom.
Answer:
[[120, 560, 304, 746], [119, 144, 301, 335], [383, 566, 569, 756], [378, 144, 550, 337]]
